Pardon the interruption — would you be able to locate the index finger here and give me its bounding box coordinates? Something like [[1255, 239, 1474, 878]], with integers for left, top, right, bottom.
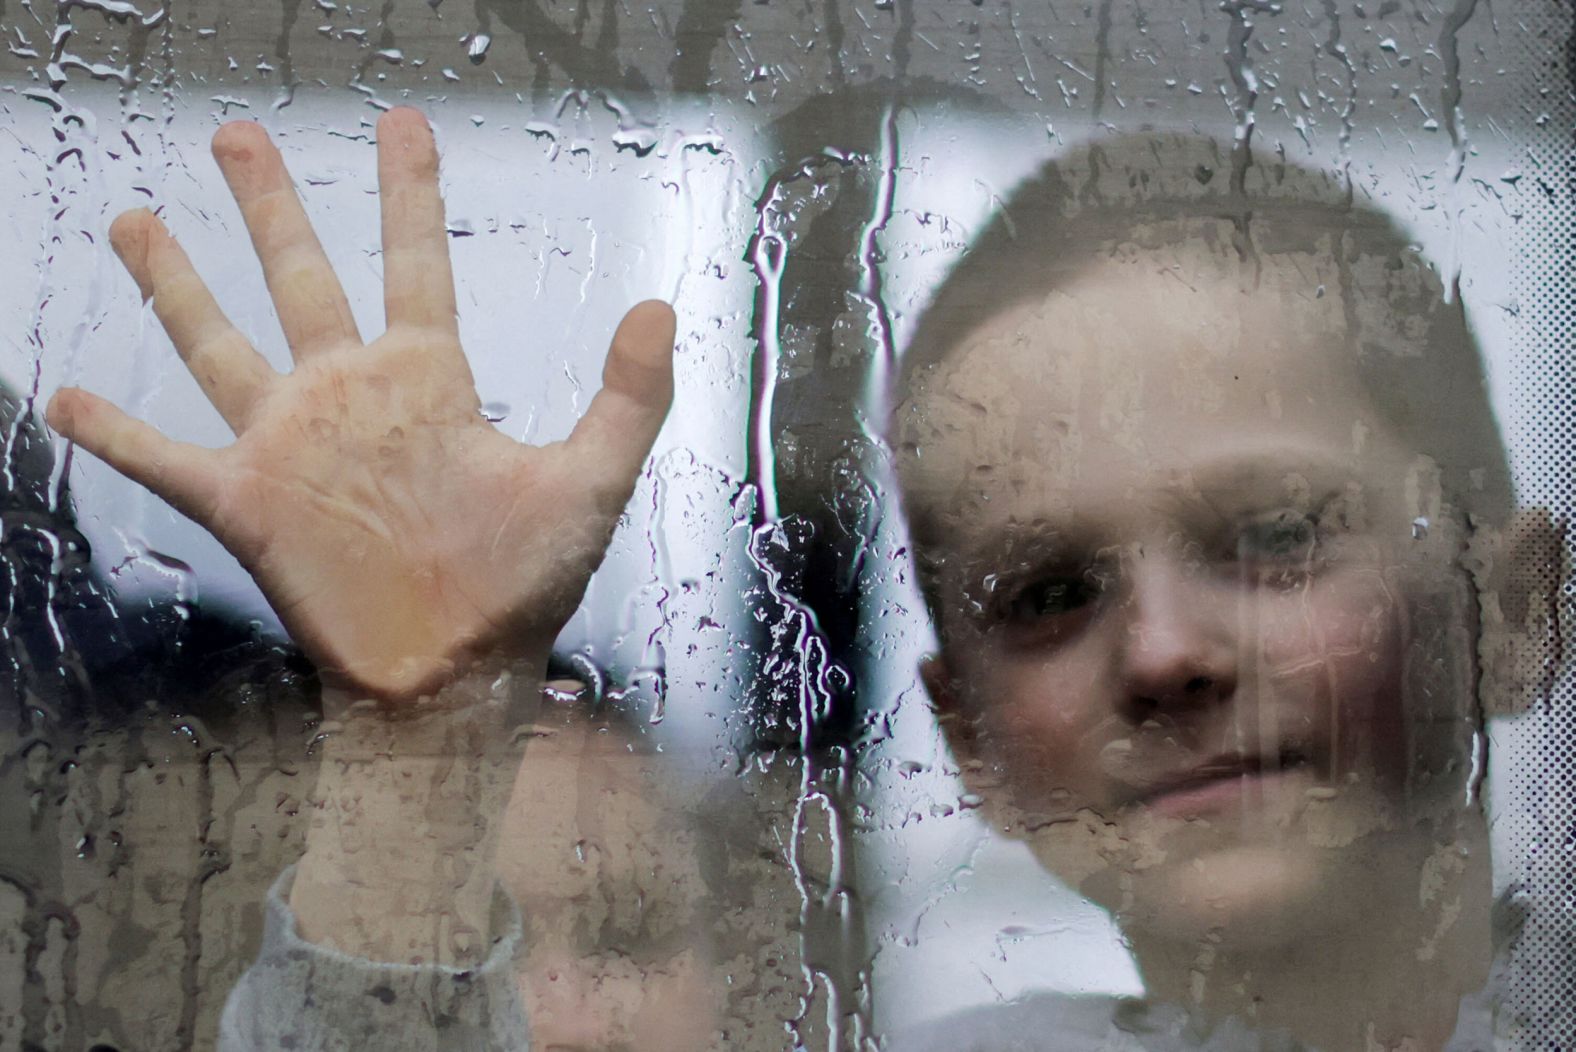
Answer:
[[565, 300, 677, 504], [377, 108, 460, 336]]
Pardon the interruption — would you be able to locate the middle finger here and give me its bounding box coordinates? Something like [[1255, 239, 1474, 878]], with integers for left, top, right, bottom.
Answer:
[[212, 121, 361, 361]]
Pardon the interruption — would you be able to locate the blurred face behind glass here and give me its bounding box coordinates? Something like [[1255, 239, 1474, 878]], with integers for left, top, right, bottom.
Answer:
[[903, 222, 1483, 949]]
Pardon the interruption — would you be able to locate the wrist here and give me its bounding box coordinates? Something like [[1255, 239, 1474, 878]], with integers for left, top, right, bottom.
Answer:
[[315, 639, 555, 711], [315, 652, 542, 759], [290, 655, 545, 965]]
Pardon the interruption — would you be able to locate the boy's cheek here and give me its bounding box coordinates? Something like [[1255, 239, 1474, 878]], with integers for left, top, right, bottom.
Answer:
[[962, 662, 1115, 806], [1251, 578, 1425, 787], [1250, 572, 1403, 679]]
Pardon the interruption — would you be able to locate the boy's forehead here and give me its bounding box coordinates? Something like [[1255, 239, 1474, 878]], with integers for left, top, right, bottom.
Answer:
[[895, 235, 1423, 529], [924, 255, 1354, 411]]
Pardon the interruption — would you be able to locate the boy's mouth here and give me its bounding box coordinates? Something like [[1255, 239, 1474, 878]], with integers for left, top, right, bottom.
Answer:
[[1123, 747, 1319, 819]]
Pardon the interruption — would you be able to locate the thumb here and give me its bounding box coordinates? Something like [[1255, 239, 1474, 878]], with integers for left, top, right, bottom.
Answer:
[[564, 300, 676, 498]]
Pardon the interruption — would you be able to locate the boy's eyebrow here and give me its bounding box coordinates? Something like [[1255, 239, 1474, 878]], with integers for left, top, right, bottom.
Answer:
[[961, 517, 1090, 570], [1177, 445, 1362, 505], [958, 447, 1364, 561], [949, 445, 1370, 565]]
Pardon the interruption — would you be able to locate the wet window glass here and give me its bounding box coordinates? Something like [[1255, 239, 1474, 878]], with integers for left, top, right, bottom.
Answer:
[[1, 2, 1570, 1050]]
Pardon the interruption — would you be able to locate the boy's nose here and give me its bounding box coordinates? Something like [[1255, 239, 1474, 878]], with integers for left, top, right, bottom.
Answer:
[[1113, 548, 1237, 719]]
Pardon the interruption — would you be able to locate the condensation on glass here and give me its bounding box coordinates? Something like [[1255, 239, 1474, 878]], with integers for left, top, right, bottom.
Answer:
[[0, 1, 1570, 1050]]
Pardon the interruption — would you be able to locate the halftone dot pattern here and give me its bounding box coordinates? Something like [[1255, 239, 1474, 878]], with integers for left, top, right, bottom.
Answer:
[[1501, 3, 1576, 1047]]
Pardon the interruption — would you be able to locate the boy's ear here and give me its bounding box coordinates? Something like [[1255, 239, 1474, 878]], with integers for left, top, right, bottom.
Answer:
[[921, 653, 973, 751], [919, 654, 958, 712], [1471, 506, 1566, 718], [922, 653, 973, 746], [921, 654, 1016, 826], [922, 653, 979, 763]]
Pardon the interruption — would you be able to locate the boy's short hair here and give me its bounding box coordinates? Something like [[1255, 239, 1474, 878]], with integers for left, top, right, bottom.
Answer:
[[890, 132, 1513, 589]]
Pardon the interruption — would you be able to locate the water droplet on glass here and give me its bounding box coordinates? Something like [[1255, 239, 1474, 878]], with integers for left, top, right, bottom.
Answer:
[[611, 128, 658, 156]]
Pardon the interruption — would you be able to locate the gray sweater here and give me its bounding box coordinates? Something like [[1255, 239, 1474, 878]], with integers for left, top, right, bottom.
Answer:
[[220, 870, 1507, 1051], [218, 868, 531, 1051]]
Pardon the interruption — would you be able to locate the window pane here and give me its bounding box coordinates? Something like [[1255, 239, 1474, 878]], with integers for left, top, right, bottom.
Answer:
[[1, 2, 1570, 1050]]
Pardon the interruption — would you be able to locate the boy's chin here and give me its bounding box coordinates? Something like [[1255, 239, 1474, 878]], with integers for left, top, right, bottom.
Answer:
[[1069, 841, 1387, 952]]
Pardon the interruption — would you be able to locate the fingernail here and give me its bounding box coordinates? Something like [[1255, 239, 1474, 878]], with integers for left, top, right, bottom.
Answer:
[[109, 213, 154, 300], [44, 392, 73, 433]]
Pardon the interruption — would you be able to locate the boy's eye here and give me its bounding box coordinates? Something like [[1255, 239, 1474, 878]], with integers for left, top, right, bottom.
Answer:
[[1234, 509, 1322, 584], [1238, 511, 1317, 558], [1007, 571, 1103, 622]]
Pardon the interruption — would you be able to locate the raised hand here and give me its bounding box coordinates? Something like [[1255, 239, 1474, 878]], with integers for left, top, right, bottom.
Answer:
[[48, 108, 675, 701]]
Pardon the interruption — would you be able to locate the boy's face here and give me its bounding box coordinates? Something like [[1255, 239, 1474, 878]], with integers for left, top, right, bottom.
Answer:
[[902, 230, 1481, 946]]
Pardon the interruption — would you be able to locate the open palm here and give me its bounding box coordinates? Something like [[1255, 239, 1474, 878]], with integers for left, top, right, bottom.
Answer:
[[47, 109, 675, 700]]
